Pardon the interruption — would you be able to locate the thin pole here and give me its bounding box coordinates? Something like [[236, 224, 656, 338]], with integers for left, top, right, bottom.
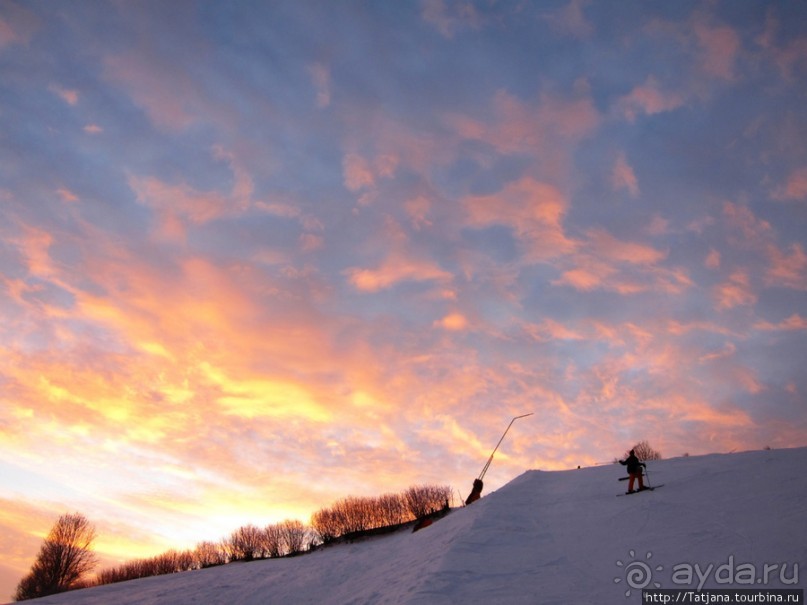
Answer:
[[477, 413, 533, 481]]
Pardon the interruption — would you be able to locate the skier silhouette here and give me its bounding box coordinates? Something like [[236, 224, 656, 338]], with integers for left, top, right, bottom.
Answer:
[[619, 449, 646, 493]]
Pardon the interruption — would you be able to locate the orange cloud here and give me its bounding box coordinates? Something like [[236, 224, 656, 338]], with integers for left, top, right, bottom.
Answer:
[[200, 362, 332, 422], [435, 312, 468, 331]]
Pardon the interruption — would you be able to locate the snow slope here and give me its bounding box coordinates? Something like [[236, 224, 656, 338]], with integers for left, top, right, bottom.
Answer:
[[22, 447, 807, 605]]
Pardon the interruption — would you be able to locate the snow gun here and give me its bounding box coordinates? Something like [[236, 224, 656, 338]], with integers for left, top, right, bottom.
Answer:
[[465, 413, 533, 505]]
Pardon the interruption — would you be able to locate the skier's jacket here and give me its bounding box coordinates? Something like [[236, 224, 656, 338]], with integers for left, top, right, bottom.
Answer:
[[620, 454, 643, 474]]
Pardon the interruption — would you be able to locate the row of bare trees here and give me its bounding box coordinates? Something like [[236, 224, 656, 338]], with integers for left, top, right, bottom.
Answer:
[[91, 518, 311, 588], [311, 485, 453, 543], [225, 519, 310, 561], [15, 484, 454, 600]]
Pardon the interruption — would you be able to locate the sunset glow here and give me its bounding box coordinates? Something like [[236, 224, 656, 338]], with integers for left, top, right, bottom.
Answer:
[[1, 1, 806, 598]]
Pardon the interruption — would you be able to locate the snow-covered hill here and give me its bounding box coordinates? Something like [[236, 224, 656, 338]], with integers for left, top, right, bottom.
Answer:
[[23, 448, 807, 605]]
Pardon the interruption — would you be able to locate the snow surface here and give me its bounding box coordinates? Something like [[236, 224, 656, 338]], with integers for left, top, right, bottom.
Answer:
[[19, 447, 807, 605]]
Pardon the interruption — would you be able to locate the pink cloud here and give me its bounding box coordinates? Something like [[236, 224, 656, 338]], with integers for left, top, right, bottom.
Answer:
[[129, 176, 231, 240], [616, 76, 686, 122], [611, 152, 639, 197], [464, 176, 577, 262], [522, 319, 585, 342], [757, 14, 807, 81], [128, 147, 253, 240], [722, 201, 774, 245], [342, 153, 374, 191], [0, 4, 38, 49], [420, 0, 482, 39], [345, 253, 453, 292], [105, 53, 197, 131], [0, 17, 16, 48], [772, 166, 807, 201], [586, 229, 667, 265], [405, 195, 433, 230], [554, 230, 688, 295], [765, 243, 807, 290], [307, 62, 331, 108], [553, 258, 616, 292], [56, 188, 79, 203], [540, 0, 593, 39], [722, 201, 806, 291], [299, 233, 324, 253], [698, 341, 736, 363], [694, 20, 741, 80], [13, 225, 57, 279], [50, 84, 79, 106], [713, 270, 757, 310], [705, 248, 721, 269], [754, 314, 807, 332], [449, 88, 600, 156]]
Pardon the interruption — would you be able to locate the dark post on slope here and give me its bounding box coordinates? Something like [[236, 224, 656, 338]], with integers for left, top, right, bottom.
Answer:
[[465, 413, 533, 505]]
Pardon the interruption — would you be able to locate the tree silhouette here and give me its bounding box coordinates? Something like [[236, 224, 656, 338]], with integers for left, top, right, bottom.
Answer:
[[626, 440, 662, 461], [14, 512, 98, 601]]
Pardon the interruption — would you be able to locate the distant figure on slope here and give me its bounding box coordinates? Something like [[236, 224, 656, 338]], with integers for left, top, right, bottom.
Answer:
[[619, 449, 646, 493]]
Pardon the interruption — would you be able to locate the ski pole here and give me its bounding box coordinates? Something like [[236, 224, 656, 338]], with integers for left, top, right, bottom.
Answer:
[[478, 413, 533, 481]]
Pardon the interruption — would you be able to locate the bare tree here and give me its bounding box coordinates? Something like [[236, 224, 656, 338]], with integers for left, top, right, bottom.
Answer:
[[14, 512, 98, 601], [374, 493, 410, 527], [404, 485, 452, 519], [226, 525, 265, 561], [278, 519, 308, 555], [626, 440, 662, 461], [263, 523, 284, 558], [311, 508, 340, 544], [193, 541, 227, 568]]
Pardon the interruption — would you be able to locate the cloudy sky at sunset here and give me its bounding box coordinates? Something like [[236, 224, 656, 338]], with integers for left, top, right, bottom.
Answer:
[[2, 0, 806, 597]]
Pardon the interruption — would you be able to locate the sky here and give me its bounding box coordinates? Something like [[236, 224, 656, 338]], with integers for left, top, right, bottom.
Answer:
[[1, 0, 806, 598]]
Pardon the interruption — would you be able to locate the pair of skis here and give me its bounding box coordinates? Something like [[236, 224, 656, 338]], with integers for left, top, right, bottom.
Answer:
[[617, 468, 663, 496], [617, 484, 664, 496]]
